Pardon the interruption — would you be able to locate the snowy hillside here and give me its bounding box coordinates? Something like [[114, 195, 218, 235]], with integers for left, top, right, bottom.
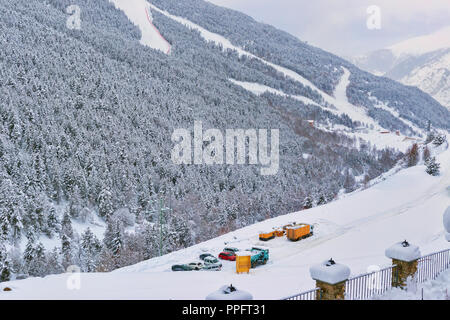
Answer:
[[1, 0, 449, 290], [2, 136, 449, 299], [352, 26, 450, 110]]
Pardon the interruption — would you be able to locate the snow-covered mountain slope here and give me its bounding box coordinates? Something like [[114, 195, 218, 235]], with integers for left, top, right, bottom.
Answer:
[[393, 49, 450, 110], [352, 26, 450, 110], [2, 138, 449, 299], [109, 0, 171, 54]]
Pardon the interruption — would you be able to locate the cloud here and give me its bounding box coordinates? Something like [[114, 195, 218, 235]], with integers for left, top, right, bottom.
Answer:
[[207, 0, 450, 56]]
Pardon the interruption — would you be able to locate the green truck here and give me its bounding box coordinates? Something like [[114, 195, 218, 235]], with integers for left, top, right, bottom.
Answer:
[[250, 247, 269, 268]]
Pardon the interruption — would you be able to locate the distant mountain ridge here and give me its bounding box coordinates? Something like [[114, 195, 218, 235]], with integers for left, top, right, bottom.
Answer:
[[352, 26, 450, 110]]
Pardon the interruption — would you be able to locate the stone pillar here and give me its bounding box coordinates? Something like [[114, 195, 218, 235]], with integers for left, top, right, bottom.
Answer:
[[310, 258, 350, 300], [385, 240, 421, 288]]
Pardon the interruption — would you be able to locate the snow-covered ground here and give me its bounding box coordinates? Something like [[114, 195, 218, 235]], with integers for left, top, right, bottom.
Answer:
[[229, 79, 322, 108], [377, 268, 450, 300], [1, 136, 448, 300]]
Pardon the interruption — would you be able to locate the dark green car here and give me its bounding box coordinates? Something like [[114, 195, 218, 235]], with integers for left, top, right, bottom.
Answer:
[[171, 262, 203, 271]]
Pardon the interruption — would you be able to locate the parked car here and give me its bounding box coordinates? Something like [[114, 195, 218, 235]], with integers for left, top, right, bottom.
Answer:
[[203, 256, 222, 271], [219, 251, 236, 261], [223, 247, 239, 254], [171, 262, 204, 271], [199, 253, 215, 261]]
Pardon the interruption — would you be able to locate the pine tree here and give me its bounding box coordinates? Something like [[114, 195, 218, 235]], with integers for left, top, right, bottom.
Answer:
[[46, 248, 64, 275], [61, 210, 74, 239], [316, 194, 327, 206], [111, 223, 123, 257], [61, 234, 72, 270], [343, 169, 356, 193], [425, 157, 440, 176], [80, 228, 101, 272], [46, 206, 59, 236], [433, 135, 446, 147], [29, 242, 47, 277], [0, 258, 11, 282], [303, 196, 313, 209], [23, 233, 35, 267], [98, 188, 114, 219]]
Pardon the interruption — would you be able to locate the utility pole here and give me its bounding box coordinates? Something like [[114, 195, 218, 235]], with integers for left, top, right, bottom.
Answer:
[[158, 195, 172, 257]]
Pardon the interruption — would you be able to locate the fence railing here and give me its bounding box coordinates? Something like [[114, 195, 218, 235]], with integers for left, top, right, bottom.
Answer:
[[345, 265, 398, 300], [416, 248, 450, 283], [282, 248, 450, 300], [282, 287, 322, 300]]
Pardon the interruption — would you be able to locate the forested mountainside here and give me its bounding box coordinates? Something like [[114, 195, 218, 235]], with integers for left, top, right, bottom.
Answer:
[[151, 0, 450, 130], [0, 0, 447, 278]]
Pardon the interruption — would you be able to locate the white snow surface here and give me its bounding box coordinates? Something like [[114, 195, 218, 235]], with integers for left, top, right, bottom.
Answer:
[[385, 242, 421, 262], [109, 0, 171, 54], [444, 206, 450, 232], [205, 285, 253, 300], [377, 267, 450, 300], [228, 79, 321, 108], [2, 135, 449, 300], [309, 260, 351, 284]]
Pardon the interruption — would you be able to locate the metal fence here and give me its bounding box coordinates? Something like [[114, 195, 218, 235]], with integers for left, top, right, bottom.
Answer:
[[345, 265, 398, 300], [282, 248, 450, 301], [282, 287, 322, 300], [416, 248, 450, 283]]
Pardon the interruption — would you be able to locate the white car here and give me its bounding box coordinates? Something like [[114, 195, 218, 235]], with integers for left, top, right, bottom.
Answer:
[[203, 256, 222, 271]]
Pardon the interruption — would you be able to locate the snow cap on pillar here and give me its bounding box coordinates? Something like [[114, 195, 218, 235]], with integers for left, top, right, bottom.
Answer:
[[309, 258, 351, 284], [205, 285, 253, 300], [443, 206, 450, 233], [385, 240, 421, 262]]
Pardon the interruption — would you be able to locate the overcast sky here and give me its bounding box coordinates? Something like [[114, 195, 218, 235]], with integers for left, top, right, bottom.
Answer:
[[207, 0, 450, 57]]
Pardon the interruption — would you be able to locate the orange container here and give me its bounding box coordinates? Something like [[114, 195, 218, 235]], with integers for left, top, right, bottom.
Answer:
[[286, 224, 312, 241], [274, 229, 285, 237], [259, 231, 275, 241], [236, 255, 251, 274]]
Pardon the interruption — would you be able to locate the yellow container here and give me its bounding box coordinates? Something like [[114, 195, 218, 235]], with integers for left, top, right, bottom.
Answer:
[[236, 255, 251, 274]]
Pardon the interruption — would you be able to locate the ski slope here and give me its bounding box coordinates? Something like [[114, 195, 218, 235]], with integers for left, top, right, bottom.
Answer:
[[112, 0, 423, 150], [2, 137, 449, 300], [109, 0, 171, 54], [230, 71, 422, 152]]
